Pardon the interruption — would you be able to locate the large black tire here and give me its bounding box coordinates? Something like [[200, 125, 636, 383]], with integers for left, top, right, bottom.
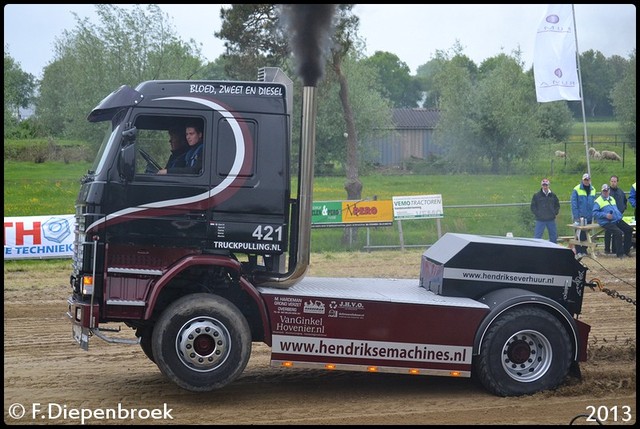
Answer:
[[152, 293, 252, 392], [137, 327, 155, 363], [474, 307, 573, 397]]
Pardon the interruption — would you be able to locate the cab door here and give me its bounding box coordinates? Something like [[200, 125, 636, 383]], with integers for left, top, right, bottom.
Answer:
[[107, 111, 212, 250]]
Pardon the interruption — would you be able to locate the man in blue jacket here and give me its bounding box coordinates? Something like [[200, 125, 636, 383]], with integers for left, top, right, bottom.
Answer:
[[593, 183, 633, 258], [570, 173, 596, 257]]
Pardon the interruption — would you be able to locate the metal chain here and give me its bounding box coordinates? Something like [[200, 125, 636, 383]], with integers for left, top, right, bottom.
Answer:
[[600, 287, 636, 306], [589, 278, 636, 306]]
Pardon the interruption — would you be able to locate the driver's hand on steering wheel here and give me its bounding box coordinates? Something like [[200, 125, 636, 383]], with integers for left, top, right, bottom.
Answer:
[[157, 169, 168, 175]]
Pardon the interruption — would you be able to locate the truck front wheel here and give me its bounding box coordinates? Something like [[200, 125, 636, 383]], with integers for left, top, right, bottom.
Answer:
[[136, 327, 155, 363], [152, 293, 251, 392], [475, 307, 573, 397]]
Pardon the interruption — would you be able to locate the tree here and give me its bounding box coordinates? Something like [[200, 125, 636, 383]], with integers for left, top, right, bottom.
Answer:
[[325, 5, 365, 202], [4, 47, 36, 136], [571, 50, 615, 118], [431, 50, 476, 172], [361, 51, 422, 107], [434, 52, 540, 173], [416, 58, 445, 108], [36, 4, 205, 142], [314, 54, 393, 172], [535, 101, 574, 142], [215, 4, 288, 80], [200, 56, 232, 80], [611, 49, 636, 150], [418, 40, 478, 110]]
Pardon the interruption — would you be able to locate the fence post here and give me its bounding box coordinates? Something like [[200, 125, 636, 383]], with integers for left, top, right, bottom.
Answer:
[[397, 219, 405, 251]]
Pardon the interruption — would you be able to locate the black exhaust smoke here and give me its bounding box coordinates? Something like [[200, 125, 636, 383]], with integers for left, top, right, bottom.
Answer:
[[278, 4, 336, 86]]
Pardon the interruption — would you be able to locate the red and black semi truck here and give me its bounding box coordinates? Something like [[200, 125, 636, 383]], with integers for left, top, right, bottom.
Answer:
[[67, 67, 591, 397]]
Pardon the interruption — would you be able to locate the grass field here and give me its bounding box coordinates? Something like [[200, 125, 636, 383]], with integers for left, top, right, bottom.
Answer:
[[4, 125, 636, 252]]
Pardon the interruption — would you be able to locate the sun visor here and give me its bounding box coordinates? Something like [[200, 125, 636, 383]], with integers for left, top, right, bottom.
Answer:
[[87, 85, 144, 123]]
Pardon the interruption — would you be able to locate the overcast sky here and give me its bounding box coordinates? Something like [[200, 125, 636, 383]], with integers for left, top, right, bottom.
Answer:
[[4, 4, 636, 79]]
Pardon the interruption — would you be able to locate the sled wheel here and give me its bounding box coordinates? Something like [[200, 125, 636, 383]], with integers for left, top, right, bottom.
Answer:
[[475, 306, 572, 396]]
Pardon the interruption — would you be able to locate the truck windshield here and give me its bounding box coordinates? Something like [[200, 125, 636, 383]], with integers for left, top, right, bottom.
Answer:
[[91, 122, 123, 176]]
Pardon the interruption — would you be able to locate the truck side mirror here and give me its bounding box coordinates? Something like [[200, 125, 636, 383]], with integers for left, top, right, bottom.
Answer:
[[122, 126, 137, 142], [119, 144, 136, 182], [118, 126, 138, 181]]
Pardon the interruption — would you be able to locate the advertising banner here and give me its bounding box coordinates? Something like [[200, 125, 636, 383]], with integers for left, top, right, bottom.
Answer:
[[312, 200, 393, 228], [4, 214, 75, 260], [392, 195, 444, 220]]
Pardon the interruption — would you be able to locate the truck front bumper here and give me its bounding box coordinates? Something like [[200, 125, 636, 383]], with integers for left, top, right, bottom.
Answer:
[[67, 296, 99, 350]]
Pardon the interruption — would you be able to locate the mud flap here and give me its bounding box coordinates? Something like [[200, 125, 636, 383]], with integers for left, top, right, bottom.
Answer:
[[72, 324, 90, 351], [569, 360, 582, 379]]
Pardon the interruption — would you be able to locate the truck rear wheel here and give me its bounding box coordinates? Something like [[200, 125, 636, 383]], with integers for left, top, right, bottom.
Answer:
[[475, 307, 572, 397], [152, 293, 251, 392]]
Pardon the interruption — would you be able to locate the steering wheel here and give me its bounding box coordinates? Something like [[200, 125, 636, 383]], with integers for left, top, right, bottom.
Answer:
[[139, 148, 161, 173]]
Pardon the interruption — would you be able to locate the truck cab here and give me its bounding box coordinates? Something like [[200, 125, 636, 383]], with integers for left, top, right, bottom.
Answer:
[[69, 72, 295, 352]]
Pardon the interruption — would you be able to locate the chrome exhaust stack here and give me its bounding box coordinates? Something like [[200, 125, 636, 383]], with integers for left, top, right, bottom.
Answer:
[[253, 85, 317, 289], [253, 5, 334, 288]]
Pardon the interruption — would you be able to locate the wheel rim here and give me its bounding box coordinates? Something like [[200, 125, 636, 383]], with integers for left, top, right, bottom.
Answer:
[[176, 317, 231, 372], [501, 329, 552, 383]]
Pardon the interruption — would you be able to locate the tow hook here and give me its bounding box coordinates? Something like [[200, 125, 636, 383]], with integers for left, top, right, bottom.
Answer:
[[584, 278, 602, 291]]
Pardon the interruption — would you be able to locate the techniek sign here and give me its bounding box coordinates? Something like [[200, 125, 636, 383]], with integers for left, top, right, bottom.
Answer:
[[4, 215, 75, 260]]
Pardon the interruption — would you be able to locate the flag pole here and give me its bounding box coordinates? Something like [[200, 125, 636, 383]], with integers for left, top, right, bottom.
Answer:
[[572, 4, 591, 176]]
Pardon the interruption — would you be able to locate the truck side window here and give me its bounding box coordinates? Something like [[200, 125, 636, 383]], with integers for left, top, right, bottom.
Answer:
[[216, 118, 256, 178], [130, 116, 205, 177]]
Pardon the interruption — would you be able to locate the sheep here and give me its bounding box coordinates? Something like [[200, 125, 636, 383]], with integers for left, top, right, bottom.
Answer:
[[588, 147, 602, 160], [554, 150, 566, 158], [601, 150, 622, 161]]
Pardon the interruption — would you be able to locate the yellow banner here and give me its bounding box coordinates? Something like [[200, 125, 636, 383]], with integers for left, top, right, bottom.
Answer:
[[341, 200, 393, 224]]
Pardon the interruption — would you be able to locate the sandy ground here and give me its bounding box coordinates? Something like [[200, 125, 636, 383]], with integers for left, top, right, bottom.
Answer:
[[4, 250, 636, 425]]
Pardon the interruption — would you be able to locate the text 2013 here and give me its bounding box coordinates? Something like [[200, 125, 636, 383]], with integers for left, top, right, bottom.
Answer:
[[586, 405, 633, 422]]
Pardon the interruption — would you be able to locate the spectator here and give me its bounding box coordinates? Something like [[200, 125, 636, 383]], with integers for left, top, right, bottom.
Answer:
[[157, 122, 204, 175], [164, 127, 189, 169], [593, 184, 632, 258], [629, 182, 636, 218], [630, 182, 637, 250], [604, 175, 627, 254], [530, 178, 560, 243], [570, 173, 596, 258]]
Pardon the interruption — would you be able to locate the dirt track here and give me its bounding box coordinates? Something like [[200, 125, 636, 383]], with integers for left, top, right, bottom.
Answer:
[[4, 251, 636, 425]]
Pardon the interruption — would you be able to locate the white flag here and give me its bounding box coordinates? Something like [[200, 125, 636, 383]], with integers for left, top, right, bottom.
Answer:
[[533, 4, 581, 102]]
